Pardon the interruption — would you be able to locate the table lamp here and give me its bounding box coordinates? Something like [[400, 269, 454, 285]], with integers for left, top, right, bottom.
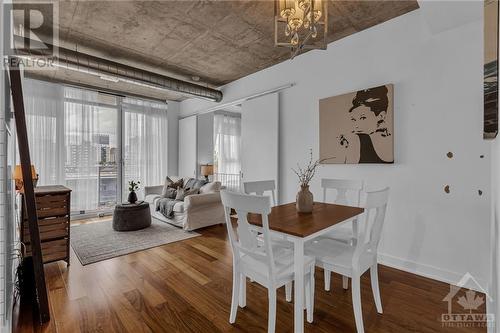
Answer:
[[200, 164, 214, 182], [13, 164, 38, 191]]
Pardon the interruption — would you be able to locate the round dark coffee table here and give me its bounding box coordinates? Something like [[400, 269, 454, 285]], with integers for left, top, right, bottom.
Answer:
[[113, 201, 151, 231]]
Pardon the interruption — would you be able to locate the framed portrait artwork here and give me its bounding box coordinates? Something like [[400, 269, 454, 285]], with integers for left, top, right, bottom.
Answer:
[[319, 84, 394, 164], [484, 0, 499, 139]]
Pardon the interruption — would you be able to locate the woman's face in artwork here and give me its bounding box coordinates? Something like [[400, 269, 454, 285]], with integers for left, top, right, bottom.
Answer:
[[350, 105, 386, 135]]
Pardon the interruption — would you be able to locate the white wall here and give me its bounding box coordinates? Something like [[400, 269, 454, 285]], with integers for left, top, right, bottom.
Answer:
[[197, 112, 214, 174], [167, 101, 180, 176], [178, 116, 198, 178], [181, 5, 491, 288]]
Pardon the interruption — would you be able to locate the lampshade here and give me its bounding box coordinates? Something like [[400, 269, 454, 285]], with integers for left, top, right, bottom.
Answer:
[[13, 165, 37, 180], [12, 165, 38, 191], [200, 164, 214, 176]]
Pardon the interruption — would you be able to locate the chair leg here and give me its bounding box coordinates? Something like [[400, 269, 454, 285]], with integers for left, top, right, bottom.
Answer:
[[306, 268, 315, 323], [230, 269, 240, 324], [305, 277, 311, 321], [342, 275, 349, 290], [268, 289, 277, 333], [324, 269, 331, 291], [239, 274, 246, 308], [351, 274, 365, 333], [370, 264, 383, 313], [285, 282, 292, 302]]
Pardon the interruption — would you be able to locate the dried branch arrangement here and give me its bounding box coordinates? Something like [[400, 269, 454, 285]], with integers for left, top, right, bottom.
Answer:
[[292, 149, 331, 187]]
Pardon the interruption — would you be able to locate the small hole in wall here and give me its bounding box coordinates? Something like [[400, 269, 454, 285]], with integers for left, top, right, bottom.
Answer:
[[444, 185, 450, 194], [480, 155, 485, 159], [446, 152, 453, 159], [478, 190, 483, 196]]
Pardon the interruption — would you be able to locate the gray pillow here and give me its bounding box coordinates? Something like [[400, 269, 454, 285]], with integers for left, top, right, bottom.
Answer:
[[192, 179, 207, 189], [175, 188, 186, 201], [161, 177, 172, 197], [164, 187, 177, 199], [184, 178, 197, 189]]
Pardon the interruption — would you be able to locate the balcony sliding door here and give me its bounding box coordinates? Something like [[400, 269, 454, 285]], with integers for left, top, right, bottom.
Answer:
[[64, 88, 119, 213], [23, 79, 168, 216]]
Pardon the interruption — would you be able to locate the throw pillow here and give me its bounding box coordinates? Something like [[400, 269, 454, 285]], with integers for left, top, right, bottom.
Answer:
[[169, 177, 184, 189], [175, 187, 186, 201], [184, 178, 197, 189], [193, 179, 208, 189], [161, 176, 173, 197], [164, 187, 177, 199]]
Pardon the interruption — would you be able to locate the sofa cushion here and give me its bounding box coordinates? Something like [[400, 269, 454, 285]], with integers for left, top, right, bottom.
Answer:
[[199, 181, 221, 194], [150, 195, 184, 214], [176, 187, 200, 201], [173, 201, 185, 213], [144, 194, 161, 204]]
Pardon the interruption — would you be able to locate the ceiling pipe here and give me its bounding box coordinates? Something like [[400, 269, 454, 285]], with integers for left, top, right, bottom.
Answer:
[[13, 36, 223, 102]]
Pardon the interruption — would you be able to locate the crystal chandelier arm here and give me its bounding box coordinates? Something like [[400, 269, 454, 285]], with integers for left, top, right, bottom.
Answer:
[[291, 30, 313, 59]]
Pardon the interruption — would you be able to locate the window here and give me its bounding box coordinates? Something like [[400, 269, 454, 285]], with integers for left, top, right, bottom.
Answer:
[[213, 112, 241, 191], [22, 79, 168, 216], [122, 97, 168, 199]]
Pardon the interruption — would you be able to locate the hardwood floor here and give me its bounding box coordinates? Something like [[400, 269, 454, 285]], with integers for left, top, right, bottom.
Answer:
[[14, 222, 487, 333]]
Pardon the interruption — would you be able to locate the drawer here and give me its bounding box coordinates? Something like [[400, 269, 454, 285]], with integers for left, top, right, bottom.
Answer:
[[25, 238, 68, 263], [23, 216, 69, 242], [36, 194, 70, 218]]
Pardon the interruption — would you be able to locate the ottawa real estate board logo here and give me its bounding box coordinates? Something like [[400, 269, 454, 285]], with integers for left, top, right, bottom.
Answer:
[[2, 1, 58, 70], [441, 273, 494, 328]]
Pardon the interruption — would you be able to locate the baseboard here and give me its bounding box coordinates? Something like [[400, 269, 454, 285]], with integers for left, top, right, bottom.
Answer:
[[378, 253, 488, 293]]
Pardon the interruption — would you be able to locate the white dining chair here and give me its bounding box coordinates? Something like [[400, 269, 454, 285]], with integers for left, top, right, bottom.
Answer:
[[220, 190, 316, 333], [306, 187, 390, 333], [243, 179, 290, 247], [243, 180, 277, 206], [321, 178, 364, 291]]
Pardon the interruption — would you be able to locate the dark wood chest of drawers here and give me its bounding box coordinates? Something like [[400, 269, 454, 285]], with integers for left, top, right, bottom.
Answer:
[[21, 185, 72, 265]]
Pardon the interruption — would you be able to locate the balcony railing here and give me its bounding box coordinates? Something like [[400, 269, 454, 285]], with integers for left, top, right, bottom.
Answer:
[[214, 172, 241, 192]]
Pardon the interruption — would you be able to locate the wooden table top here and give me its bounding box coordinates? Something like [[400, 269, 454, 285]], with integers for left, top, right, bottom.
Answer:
[[246, 202, 364, 238]]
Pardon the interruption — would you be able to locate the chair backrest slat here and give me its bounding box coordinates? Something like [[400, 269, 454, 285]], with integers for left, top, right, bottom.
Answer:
[[321, 178, 363, 206], [358, 187, 390, 252], [220, 191, 276, 276], [243, 180, 277, 206]]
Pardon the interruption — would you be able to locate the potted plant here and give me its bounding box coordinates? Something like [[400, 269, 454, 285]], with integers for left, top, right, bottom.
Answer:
[[292, 150, 329, 213], [128, 180, 140, 204]]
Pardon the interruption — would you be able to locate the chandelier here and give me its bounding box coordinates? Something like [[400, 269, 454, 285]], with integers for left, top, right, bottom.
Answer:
[[275, 0, 328, 59]]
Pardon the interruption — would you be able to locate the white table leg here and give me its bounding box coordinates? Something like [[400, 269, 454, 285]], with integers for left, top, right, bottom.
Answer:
[[293, 238, 305, 333]]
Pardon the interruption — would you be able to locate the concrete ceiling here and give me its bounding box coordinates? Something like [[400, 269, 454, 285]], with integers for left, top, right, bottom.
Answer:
[[24, 0, 419, 101]]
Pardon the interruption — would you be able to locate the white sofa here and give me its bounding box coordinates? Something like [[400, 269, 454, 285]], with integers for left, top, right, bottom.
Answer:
[[144, 179, 225, 231]]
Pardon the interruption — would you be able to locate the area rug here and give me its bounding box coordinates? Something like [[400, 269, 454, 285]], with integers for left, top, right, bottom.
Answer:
[[71, 219, 200, 265]]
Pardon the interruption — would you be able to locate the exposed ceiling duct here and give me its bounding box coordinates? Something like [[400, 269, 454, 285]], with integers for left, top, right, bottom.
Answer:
[[13, 36, 223, 102]]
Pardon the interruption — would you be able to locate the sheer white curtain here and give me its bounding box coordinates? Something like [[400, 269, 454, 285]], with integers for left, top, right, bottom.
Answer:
[[64, 87, 118, 212], [213, 113, 241, 188], [23, 79, 167, 212], [23, 79, 65, 185], [123, 97, 168, 200], [24, 81, 119, 212]]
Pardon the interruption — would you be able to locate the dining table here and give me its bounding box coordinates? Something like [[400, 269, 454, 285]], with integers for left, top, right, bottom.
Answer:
[[247, 202, 365, 333]]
